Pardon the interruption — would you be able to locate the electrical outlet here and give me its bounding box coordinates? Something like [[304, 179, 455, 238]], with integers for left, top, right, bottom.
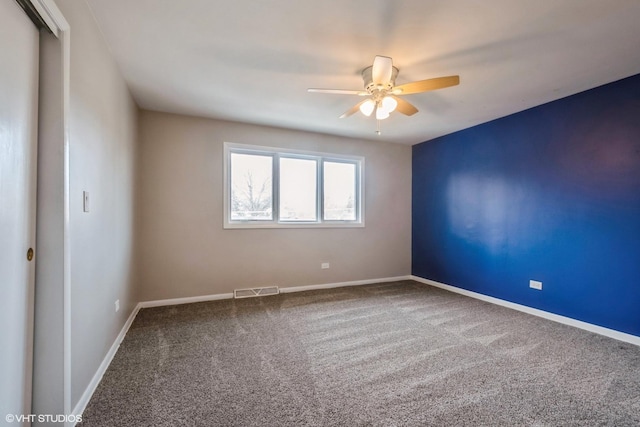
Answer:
[[115, 299, 120, 312], [529, 280, 542, 290], [321, 263, 330, 269]]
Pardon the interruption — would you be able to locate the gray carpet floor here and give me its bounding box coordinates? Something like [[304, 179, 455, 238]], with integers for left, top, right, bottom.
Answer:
[[80, 280, 640, 426]]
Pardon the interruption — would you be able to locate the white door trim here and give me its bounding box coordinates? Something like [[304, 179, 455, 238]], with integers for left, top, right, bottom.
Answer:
[[29, 0, 72, 420]]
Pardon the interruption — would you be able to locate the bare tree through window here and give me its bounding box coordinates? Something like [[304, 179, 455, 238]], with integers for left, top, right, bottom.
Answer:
[[230, 153, 272, 220]]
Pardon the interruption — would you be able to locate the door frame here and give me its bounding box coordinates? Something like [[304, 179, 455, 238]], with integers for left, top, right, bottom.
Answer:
[[28, 0, 72, 420]]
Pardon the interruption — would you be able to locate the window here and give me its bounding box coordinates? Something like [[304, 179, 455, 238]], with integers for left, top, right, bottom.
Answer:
[[224, 142, 364, 228], [323, 161, 357, 221], [229, 153, 273, 221], [279, 157, 317, 221]]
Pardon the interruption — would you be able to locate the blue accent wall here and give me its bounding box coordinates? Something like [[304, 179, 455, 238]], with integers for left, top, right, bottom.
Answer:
[[412, 74, 640, 337]]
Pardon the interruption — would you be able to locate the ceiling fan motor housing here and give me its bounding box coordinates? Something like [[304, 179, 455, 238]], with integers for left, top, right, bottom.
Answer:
[[362, 65, 399, 95]]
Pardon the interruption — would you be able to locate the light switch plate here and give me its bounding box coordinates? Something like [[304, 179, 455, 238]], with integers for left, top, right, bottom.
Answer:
[[529, 280, 542, 290], [83, 191, 90, 213]]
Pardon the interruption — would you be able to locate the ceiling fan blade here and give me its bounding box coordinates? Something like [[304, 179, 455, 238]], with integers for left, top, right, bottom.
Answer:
[[372, 56, 393, 85], [308, 88, 367, 96], [340, 100, 367, 118], [392, 96, 418, 116], [393, 75, 460, 95]]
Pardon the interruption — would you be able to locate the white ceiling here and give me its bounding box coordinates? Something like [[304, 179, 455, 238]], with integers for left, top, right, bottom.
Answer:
[[85, 0, 640, 145]]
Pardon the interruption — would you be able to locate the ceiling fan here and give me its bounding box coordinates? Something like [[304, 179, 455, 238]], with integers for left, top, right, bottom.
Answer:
[[308, 56, 459, 130]]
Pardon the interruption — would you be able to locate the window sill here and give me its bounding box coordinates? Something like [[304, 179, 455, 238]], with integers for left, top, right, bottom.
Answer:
[[223, 221, 365, 229]]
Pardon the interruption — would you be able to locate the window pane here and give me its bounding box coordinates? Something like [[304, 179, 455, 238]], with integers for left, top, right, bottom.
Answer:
[[324, 161, 357, 221], [279, 157, 317, 221], [230, 153, 272, 220]]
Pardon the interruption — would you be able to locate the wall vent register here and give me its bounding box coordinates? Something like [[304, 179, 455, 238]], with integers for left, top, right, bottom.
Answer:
[[234, 286, 280, 299]]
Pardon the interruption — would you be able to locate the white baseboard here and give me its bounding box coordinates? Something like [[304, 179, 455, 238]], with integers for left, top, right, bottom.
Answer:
[[139, 292, 234, 308], [279, 275, 412, 294], [411, 275, 640, 347], [72, 303, 141, 422], [138, 276, 412, 307]]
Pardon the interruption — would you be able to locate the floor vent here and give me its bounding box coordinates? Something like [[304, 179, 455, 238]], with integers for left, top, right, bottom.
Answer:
[[234, 286, 279, 299]]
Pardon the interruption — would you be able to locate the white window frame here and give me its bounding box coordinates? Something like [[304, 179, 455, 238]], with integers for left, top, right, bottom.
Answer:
[[223, 142, 364, 229]]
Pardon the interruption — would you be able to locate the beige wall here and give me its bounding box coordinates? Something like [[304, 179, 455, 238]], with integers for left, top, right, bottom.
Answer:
[[55, 0, 139, 409], [137, 111, 411, 301]]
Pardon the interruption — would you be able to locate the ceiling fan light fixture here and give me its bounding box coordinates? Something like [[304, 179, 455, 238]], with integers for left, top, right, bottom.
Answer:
[[308, 55, 459, 131], [359, 99, 375, 116]]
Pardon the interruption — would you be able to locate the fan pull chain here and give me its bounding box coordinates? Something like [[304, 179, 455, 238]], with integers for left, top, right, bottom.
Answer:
[[376, 119, 381, 135]]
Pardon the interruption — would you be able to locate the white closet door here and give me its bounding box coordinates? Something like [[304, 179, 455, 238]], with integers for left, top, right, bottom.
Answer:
[[0, 0, 40, 419]]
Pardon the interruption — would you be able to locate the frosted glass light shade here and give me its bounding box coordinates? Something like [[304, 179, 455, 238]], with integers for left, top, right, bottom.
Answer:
[[359, 99, 375, 116], [376, 107, 390, 120], [381, 96, 397, 113]]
